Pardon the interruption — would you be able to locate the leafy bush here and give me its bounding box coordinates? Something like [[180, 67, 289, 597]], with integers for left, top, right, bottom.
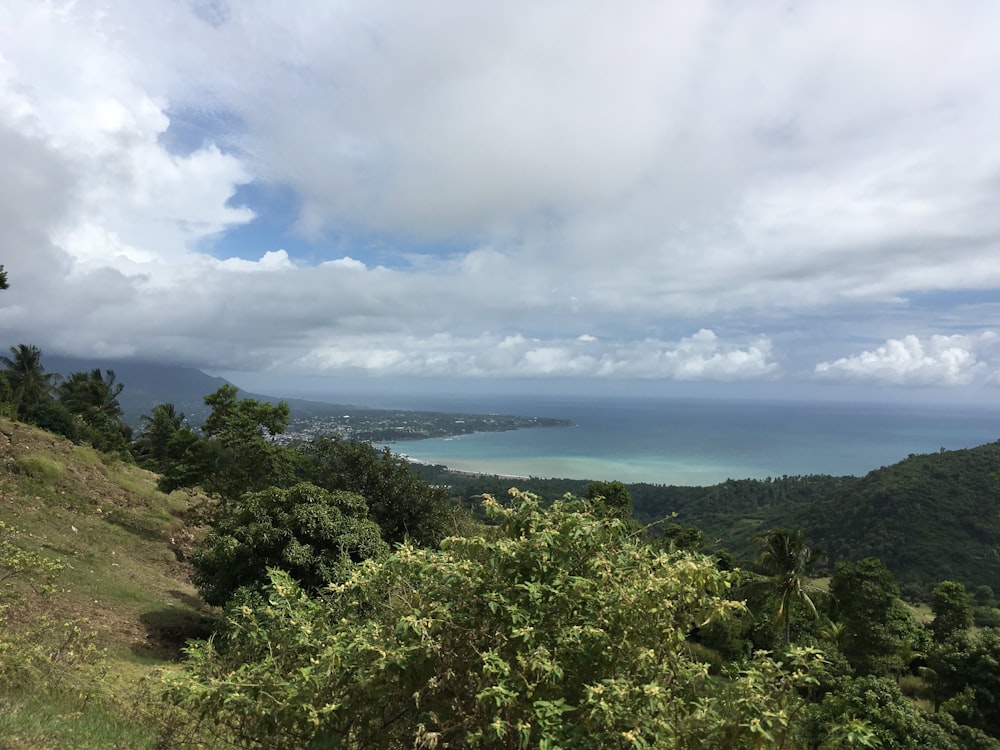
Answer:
[[974, 606, 1000, 628], [167, 492, 830, 749], [191, 482, 387, 606], [299, 436, 451, 548], [807, 675, 984, 749]]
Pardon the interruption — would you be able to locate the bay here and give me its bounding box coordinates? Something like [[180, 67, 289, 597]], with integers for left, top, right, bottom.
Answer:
[[373, 395, 1000, 485]]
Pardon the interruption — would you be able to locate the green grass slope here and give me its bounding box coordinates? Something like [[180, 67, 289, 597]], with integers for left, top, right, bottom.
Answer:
[[0, 418, 213, 748]]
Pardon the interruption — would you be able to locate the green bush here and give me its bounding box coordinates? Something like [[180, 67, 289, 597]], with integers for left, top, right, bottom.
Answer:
[[167, 492, 831, 749], [191, 482, 387, 606]]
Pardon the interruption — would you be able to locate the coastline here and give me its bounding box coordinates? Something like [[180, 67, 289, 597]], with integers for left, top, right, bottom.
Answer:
[[399, 454, 531, 481]]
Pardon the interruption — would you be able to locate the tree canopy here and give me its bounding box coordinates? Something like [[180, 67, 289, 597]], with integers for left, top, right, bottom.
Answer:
[[750, 527, 824, 643], [156, 384, 295, 500], [299, 436, 451, 548], [1, 344, 56, 411], [191, 482, 387, 606]]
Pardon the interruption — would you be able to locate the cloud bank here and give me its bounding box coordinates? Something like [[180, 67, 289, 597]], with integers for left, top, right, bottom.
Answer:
[[816, 333, 999, 386], [1, 1, 1000, 393]]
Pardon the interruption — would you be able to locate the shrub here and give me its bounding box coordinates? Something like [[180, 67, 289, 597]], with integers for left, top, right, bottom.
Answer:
[[167, 492, 830, 749], [191, 482, 387, 606]]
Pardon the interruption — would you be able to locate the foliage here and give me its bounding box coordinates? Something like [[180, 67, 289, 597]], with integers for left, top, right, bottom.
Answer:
[[0, 371, 14, 418], [829, 558, 917, 676], [57, 368, 133, 456], [930, 580, 974, 643], [928, 628, 1000, 738], [975, 585, 995, 607], [659, 521, 706, 552], [299, 436, 451, 547], [132, 402, 186, 472], [807, 675, 991, 749], [166, 491, 830, 749], [585, 479, 633, 518], [156, 385, 296, 500], [805, 442, 1000, 595], [2, 343, 57, 412], [748, 528, 825, 644], [157, 425, 216, 493], [201, 384, 295, 499], [191, 482, 388, 606], [19, 398, 77, 440], [432, 442, 1000, 597], [0, 263, 7, 289], [974, 605, 1000, 629]]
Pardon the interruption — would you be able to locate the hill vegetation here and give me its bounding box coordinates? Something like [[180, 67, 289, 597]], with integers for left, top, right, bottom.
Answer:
[[3, 344, 1000, 747], [803, 443, 1000, 595], [420, 445, 1000, 597]]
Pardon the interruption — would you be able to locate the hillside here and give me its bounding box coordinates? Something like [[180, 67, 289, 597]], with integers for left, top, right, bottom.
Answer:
[[424, 443, 1000, 595], [801, 441, 1000, 595], [0, 417, 211, 661]]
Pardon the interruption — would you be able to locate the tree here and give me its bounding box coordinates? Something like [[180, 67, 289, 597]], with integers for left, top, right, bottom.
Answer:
[[930, 580, 973, 643], [158, 385, 295, 501], [190, 482, 387, 606], [585, 479, 632, 518], [807, 675, 990, 749], [201, 385, 294, 500], [751, 527, 825, 643], [57, 369, 131, 454], [166, 492, 828, 749], [974, 585, 995, 607], [829, 557, 918, 676], [299, 436, 450, 548], [0, 373, 13, 418], [929, 627, 1000, 739], [1, 344, 56, 412], [0, 264, 7, 290], [157, 427, 216, 494], [132, 403, 186, 472], [57, 369, 125, 424]]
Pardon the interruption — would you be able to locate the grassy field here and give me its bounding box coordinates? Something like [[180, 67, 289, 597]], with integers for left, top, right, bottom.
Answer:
[[0, 418, 214, 749]]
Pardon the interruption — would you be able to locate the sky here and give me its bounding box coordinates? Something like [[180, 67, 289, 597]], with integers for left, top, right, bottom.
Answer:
[[3, 0, 1000, 405]]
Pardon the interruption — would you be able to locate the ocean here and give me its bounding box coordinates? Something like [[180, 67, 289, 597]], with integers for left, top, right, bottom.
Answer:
[[368, 394, 1000, 486]]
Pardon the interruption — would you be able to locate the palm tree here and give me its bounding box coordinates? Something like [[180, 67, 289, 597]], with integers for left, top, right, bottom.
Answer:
[[59, 369, 125, 425], [133, 403, 186, 470], [751, 527, 825, 643], [1, 344, 56, 410]]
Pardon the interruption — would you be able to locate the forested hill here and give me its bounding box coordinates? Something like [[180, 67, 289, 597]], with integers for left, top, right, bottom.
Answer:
[[801, 441, 1000, 596], [421, 441, 1000, 596]]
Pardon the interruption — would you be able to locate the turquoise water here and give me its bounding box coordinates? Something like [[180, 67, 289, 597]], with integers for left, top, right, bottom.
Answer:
[[373, 395, 1000, 485]]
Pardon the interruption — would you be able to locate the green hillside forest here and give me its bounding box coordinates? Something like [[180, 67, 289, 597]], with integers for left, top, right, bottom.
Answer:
[[3, 347, 1000, 748]]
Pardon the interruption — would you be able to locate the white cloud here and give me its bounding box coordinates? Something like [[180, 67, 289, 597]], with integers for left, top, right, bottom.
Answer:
[[217, 250, 293, 272], [815, 334, 994, 386], [2, 1, 1000, 390], [284, 329, 776, 380], [321, 256, 367, 271]]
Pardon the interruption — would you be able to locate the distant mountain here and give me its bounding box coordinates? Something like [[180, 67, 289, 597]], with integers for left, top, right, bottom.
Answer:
[[40, 355, 352, 429], [42, 356, 239, 427], [38, 356, 571, 443]]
